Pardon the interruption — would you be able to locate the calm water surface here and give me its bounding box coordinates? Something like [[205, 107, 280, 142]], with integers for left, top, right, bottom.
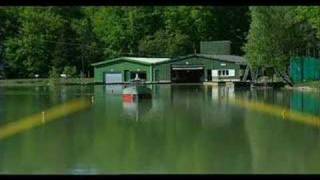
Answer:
[[0, 84, 320, 174]]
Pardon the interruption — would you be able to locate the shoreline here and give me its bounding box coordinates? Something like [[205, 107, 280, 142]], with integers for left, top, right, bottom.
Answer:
[[1, 78, 320, 93], [0, 78, 94, 87], [285, 86, 317, 92], [285, 81, 320, 92]]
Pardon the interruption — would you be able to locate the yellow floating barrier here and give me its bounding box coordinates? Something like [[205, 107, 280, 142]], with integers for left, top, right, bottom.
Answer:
[[228, 98, 320, 128], [0, 98, 92, 141]]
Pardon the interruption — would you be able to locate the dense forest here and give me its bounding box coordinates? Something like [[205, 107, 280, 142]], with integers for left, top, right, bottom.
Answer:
[[0, 6, 320, 79], [0, 6, 250, 78]]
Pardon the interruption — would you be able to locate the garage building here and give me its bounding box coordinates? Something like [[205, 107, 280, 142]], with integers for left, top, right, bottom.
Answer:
[[92, 54, 246, 84], [92, 41, 247, 84]]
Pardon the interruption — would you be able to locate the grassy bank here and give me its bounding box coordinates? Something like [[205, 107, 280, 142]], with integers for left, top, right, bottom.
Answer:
[[294, 81, 320, 88], [285, 81, 320, 92], [0, 78, 94, 86]]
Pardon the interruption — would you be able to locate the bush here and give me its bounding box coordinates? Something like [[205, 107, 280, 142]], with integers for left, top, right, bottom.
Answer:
[[49, 67, 60, 79], [63, 66, 77, 78], [48, 67, 60, 86]]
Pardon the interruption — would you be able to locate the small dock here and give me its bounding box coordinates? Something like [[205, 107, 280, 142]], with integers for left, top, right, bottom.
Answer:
[[252, 82, 286, 89], [204, 81, 286, 89], [233, 81, 251, 89]]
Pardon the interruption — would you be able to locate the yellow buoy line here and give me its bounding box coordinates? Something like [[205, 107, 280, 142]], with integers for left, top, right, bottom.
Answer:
[[227, 98, 320, 128], [0, 98, 92, 141]]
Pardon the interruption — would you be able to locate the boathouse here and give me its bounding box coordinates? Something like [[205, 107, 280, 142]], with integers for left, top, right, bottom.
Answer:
[[92, 41, 247, 84]]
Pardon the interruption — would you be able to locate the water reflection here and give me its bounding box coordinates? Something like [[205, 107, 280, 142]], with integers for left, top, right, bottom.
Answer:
[[122, 99, 153, 121], [210, 86, 235, 100], [290, 90, 320, 115], [1, 85, 320, 173], [105, 85, 123, 95]]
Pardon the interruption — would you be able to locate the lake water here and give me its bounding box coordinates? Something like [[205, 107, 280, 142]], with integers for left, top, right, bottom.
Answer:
[[0, 84, 320, 174]]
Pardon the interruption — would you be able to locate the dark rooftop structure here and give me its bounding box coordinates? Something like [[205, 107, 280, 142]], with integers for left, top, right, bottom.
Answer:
[[200, 41, 231, 55]]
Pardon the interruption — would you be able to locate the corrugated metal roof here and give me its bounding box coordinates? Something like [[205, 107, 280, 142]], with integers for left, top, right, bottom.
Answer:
[[124, 57, 171, 64], [160, 54, 246, 65], [197, 54, 246, 64], [91, 57, 171, 66], [91, 54, 246, 66]]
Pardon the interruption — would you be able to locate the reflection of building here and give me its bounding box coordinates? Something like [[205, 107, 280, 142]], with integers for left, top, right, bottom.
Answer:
[[105, 85, 123, 95], [92, 41, 247, 84], [122, 99, 152, 121], [211, 86, 235, 101]]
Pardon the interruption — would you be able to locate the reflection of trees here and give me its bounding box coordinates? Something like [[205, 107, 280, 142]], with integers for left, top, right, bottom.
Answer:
[[0, 118, 74, 173], [245, 90, 320, 173], [0, 86, 95, 173]]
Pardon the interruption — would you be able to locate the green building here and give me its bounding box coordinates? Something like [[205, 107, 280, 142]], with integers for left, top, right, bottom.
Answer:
[[91, 41, 247, 84], [92, 54, 246, 84]]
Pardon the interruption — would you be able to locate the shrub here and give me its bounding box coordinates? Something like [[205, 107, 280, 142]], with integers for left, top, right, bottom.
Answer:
[[63, 66, 77, 78]]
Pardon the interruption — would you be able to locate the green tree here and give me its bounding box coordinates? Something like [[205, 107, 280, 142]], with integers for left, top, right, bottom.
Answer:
[[138, 29, 192, 57], [210, 7, 250, 55], [89, 7, 129, 58], [71, 12, 104, 77], [138, 29, 169, 57], [296, 7, 320, 38], [125, 7, 165, 55], [4, 7, 65, 77], [0, 8, 21, 77], [244, 6, 308, 84]]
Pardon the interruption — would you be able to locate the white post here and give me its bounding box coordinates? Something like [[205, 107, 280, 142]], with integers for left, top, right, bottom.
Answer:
[[135, 73, 139, 80], [91, 96, 94, 104], [42, 111, 45, 123]]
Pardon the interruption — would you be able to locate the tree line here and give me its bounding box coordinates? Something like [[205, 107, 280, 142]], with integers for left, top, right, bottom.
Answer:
[[0, 6, 250, 78], [2, 6, 319, 80]]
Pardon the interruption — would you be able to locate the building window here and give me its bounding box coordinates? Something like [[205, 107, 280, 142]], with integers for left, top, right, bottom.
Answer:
[[214, 69, 235, 78], [130, 72, 147, 80], [229, 69, 235, 76]]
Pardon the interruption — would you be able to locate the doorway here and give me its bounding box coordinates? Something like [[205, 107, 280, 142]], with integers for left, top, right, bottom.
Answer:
[[171, 67, 204, 83]]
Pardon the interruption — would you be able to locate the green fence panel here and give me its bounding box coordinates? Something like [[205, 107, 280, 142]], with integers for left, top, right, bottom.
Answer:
[[290, 57, 303, 83], [290, 56, 320, 83]]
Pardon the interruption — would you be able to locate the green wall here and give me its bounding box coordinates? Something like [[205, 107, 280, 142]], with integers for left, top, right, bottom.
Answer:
[[94, 61, 152, 83], [154, 56, 241, 81]]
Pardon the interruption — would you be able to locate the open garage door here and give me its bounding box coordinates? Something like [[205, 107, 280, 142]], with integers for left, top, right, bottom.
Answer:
[[171, 66, 204, 83], [104, 73, 123, 84]]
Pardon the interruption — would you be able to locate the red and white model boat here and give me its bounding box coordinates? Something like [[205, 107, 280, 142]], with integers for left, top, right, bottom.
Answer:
[[122, 76, 152, 102]]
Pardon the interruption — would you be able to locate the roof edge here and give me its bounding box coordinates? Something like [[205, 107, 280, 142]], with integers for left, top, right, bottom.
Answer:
[[91, 57, 153, 66], [155, 54, 246, 65]]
